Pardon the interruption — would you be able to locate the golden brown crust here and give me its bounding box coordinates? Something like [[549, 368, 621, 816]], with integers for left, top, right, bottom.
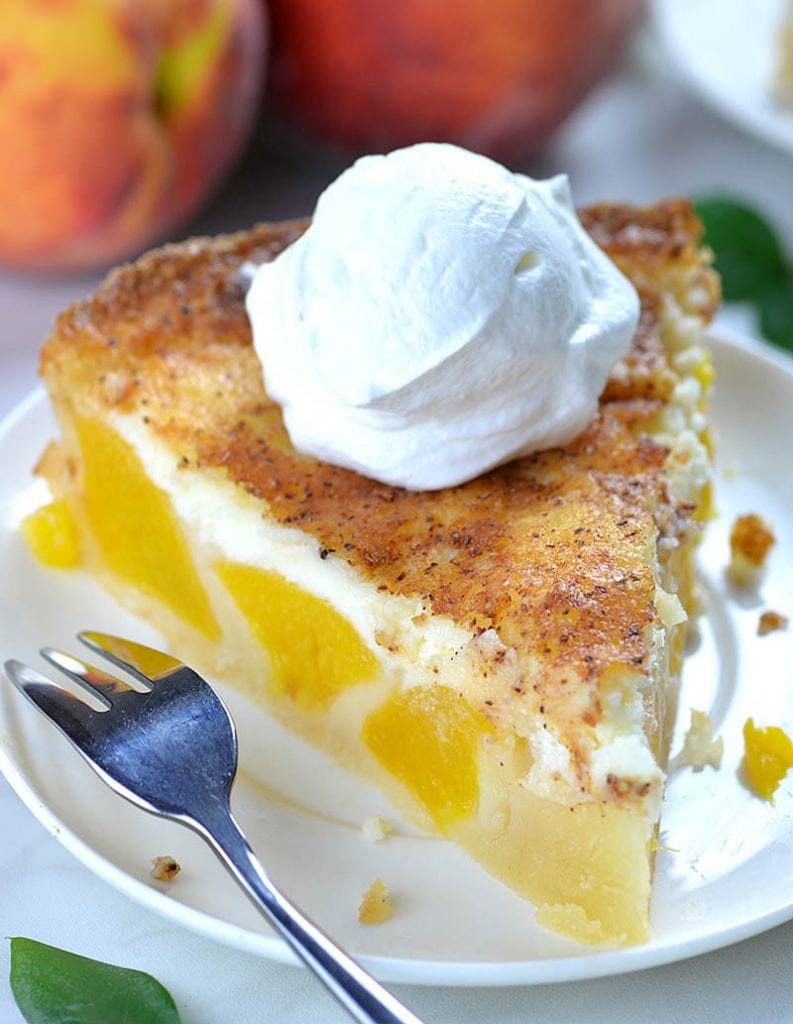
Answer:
[[579, 198, 715, 289], [39, 199, 717, 766]]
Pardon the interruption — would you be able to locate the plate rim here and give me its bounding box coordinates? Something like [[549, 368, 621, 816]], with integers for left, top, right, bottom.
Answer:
[[654, 0, 793, 156], [1, 326, 793, 987]]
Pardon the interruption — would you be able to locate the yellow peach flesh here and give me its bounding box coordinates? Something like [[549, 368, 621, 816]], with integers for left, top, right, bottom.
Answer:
[[216, 561, 379, 711], [20, 498, 80, 569], [362, 685, 490, 830], [75, 418, 219, 639], [743, 718, 793, 802]]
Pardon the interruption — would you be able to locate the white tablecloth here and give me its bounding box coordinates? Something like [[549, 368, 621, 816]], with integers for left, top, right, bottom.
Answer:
[[1, 23, 792, 1024]]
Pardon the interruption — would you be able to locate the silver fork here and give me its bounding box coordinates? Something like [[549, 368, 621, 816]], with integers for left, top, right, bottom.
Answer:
[[4, 631, 423, 1024]]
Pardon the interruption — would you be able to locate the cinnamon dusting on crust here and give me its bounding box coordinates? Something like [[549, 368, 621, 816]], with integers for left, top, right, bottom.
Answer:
[[39, 201, 718, 803]]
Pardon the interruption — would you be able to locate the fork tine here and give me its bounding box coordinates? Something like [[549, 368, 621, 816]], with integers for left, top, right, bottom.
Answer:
[[78, 631, 182, 685], [4, 659, 98, 743], [40, 647, 138, 706]]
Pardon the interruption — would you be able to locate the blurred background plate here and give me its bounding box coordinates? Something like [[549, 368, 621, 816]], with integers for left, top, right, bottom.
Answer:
[[655, 0, 793, 154]]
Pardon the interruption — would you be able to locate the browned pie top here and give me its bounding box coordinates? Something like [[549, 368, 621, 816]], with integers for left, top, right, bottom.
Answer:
[[40, 200, 718, 750]]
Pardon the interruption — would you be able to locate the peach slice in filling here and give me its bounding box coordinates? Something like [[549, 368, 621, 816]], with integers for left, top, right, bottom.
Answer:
[[75, 417, 219, 640], [362, 685, 492, 830], [216, 561, 379, 711]]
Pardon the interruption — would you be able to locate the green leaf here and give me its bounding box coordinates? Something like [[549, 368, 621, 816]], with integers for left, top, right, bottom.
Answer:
[[695, 197, 787, 301], [759, 277, 793, 352], [9, 937, 182, 1024]]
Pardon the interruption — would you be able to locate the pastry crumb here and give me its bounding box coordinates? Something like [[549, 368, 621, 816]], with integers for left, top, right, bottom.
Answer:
[[358, 879, 393, 925], [361, 815, 392, 843], [680, 709, 724, 771], [150, 855, 181, 882], [758, 610, 789, 636], [727, 513, 775, 584]]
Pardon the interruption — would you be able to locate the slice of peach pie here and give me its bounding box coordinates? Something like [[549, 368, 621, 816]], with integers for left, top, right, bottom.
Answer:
[[28, 199, 717, 946]]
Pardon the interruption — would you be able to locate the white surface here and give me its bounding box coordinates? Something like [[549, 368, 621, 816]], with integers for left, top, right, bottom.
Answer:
[[1, 330, 793, 993], [2, 19, 793, 1024], [655, 0, 793, 155]]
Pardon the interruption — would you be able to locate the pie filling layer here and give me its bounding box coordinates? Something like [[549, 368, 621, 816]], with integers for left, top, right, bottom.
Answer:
[[34, 396, 704, 946], [29, 204, 718, 947]]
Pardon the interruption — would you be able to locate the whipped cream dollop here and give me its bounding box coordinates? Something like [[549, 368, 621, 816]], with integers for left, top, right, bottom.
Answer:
[[246, 143, 639, 490]]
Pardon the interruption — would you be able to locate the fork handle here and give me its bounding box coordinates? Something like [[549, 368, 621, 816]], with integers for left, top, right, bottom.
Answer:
[[196, 807, 424, 1024]]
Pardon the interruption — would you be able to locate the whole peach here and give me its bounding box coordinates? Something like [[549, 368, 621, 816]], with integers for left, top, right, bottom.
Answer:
[[267, 0, 640, 163], [0, 0, 266, 272]]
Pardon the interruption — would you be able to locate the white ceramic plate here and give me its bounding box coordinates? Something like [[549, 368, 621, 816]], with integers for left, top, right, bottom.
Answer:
[[654, 0, 793, 154], [1, 328, 792, 987]]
